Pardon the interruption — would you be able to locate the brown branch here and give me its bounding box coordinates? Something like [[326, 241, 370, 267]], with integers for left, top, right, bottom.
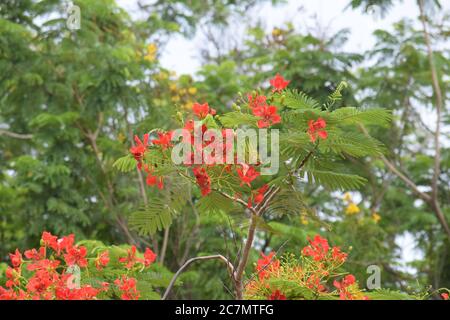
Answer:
[[418, 0, 444, 202], [162, 255, 236, 300], [0, 129, 33, 139]]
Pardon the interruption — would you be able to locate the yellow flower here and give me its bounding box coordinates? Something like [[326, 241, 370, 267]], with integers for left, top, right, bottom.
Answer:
[[345, 203, 360, 215], [171, 95, 180, 102], [372, 213, 381, 223], [188, 87, 197, 95], [179, 88, 187, 95], [147, 43, 157, 55], [300, 215, 309, 225], [169, 83, 177, 91], [143, 43, 158, 62], [343, 192, 352, 203], [272, 27, 282, 37], [183, 101, 193, 110], [117, 132, 126, 143]]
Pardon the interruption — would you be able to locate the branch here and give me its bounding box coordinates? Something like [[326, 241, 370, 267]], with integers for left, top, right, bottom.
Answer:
[[0, 129, 33, 139], [162, 255, 236, 300], [418, 0, 444, 202]]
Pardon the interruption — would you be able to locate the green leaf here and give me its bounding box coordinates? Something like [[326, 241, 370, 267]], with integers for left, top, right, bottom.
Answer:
[[303, 169, 367, 190], [217, 111, 259, 127], [113, 154, 136, 173]]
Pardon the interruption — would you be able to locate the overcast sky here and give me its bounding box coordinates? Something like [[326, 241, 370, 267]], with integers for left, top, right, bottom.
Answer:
[[127, 0, 449, 75]]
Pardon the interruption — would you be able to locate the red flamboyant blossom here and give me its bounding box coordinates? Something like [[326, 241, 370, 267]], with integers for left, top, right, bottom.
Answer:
[[9, 249, 22, 268], [24, 247, 46, 260], [442, 293, 449, 300], [192, 166, 211, 196], [152, 131, 173, 150], [333, 274, 356, 300], [252, 105, 281, 128], [256, 252, 280, 280], [247, 93, 267, 110], [144, 248, 157, 267], [247, 184, 269, 208], [114, 276, 140, 300], [144, 164, 164, 189], [268, 290, 286, 300], [129, 133, 149, 170], [64, 246, 88, 267], [5, 267, 20, 288], [119, 245, 141, 269], [40, 232, 74, 255], [331, 246, 348, 263], [95, 251, 110, 271], [307, 118, 328, 143], [193, 102, 216, 119], [237, 164, 260, 187], [269, 73, 290, 92], [41, 231, 58, 249], [27, 259, 60, 272], [302, 235, 330, 261]]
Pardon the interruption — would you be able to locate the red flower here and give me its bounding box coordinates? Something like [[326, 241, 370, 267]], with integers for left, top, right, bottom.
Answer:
[[152, 131, 173, 150], [24, 247, 46, 260], [307, 118, 328, 143], [331, 246, 348, 263], [333, 274, 356, 300], [27, 259, 60, 272], [144, 248, 157, 267], [247, 93, 267, 110], [192, 166, 211, 196], [252, 105, 281, 128], [256, 252, 280, 280], [119, 245, 144, 269], [64, 246, 88, 268], [333, 274, 356, 290], [237, 164, 260, 187], [95, 251, 110, 271], [268, 290, 286, 300], [41, 231, 58, 250], [193, 102, 216, 119], [9, 249, 22, 268], [269, 73, 290, 92], [442, 293, 449, 300], [248, 184, 269, 208], [254, 184, 269, 204], [114, 276, 140, 300], [129, 134, 149, 170], [5, 267, 20, 288], [302, 235, 330, 261]]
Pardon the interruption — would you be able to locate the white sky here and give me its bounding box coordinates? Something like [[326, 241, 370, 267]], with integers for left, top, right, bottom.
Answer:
[[151, 0, 450, 75]]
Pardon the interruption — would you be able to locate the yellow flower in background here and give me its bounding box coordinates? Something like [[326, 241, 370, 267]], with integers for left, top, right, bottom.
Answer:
[[188, 87, 197, 95], [144, 43, 157, 62], [117, 132, 126, 143], [300, 215, 309, 225], [169, 83, 177, 91], [372, 213, 381, 223], [272, 27, 282, 37], [171, 95, 180, 102], [345, 203, 360, 215], [182, 101, 194, 110], [343, 192, 352, 203], [179, 88, 187, 95]]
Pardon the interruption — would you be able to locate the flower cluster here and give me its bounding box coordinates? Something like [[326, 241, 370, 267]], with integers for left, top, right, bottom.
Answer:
[[245, 235, 369, 300], [128, 74, 328, 212], [0, 232, 156, 300]]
